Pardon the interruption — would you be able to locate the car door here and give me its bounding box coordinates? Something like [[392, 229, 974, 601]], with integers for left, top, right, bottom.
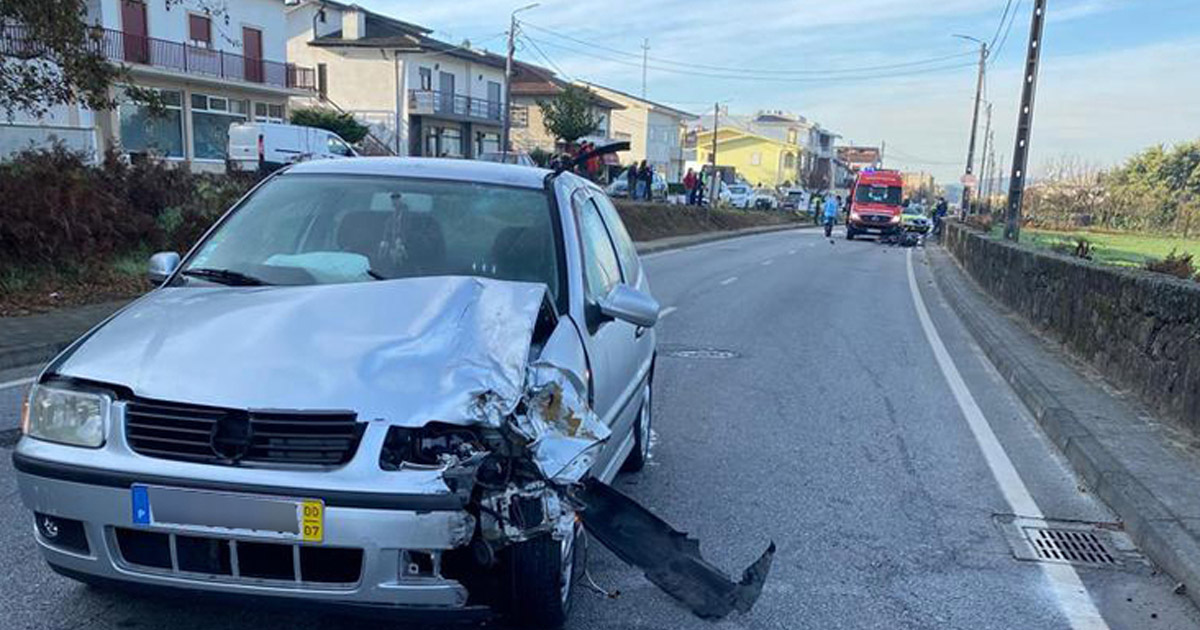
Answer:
[[569, 188, 644, 478]]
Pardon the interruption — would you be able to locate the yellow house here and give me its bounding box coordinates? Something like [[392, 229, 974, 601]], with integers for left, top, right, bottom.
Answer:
[[695, 128, 803, 188]]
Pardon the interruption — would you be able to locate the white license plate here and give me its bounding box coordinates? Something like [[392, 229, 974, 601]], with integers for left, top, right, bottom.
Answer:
[[131, 485, 324, 542]]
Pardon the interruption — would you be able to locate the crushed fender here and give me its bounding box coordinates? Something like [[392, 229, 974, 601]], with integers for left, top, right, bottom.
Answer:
[[574, 478, 775, 619]]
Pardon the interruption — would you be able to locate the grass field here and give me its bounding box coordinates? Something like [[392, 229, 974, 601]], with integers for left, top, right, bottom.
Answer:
[[988, 226, 1200, 268]]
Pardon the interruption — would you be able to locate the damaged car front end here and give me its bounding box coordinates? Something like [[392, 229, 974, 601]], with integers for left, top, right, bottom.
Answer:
[[14, 157, 772, 627]]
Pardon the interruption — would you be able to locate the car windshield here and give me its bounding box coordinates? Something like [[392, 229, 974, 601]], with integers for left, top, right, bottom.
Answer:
[[855, 184, 903, 205], [729, 186, 749, 194], [903, 205, 924, 215], [181, 174, 560, 299]]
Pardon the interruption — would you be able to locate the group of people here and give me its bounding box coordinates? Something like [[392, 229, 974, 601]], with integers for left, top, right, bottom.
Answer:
[[681, 167, 709, 206], [626, 161, 656, 201]]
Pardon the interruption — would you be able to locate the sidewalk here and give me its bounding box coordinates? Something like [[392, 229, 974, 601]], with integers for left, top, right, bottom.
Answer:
[[928, 244, 1200, 608], [0, 223, 810, 371]]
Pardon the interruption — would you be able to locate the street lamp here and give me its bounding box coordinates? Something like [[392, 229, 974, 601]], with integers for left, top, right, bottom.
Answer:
[[954, 33, 989, 215], [502, 3, 540, 160]]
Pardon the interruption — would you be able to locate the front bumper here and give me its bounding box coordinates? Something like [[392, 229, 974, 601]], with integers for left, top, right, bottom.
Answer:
[[14, 451, 483, 616]]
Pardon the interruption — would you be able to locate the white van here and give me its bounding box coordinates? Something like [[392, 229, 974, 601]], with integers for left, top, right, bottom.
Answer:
[[228, 122, 357, 171]]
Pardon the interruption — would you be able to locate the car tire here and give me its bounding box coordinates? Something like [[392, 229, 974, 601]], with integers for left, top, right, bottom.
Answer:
[[846, 227, 855, 240], [507, 527, 576, 629], [622, 381, 652, 472]]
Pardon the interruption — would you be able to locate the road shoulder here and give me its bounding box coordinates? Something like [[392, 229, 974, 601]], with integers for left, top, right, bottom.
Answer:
[[927, 243, 1200, 609]]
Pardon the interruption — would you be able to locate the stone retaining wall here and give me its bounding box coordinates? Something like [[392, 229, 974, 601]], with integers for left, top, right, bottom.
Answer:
[[944, 222, 1200, 433]]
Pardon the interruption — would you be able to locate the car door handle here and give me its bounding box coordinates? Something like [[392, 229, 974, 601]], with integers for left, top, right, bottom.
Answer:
[[635, 326, 647, 338]]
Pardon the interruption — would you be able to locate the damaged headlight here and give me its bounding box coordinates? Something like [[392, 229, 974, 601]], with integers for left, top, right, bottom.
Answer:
[[22, 383, 109, 448], [379, 423, 486, 470]]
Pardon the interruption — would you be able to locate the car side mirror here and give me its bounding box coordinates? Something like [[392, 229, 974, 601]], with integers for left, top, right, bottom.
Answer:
[[147, 252, 181, 284], [598, 284, 660, 328]]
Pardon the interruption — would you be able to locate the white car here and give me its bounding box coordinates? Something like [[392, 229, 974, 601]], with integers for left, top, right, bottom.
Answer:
[[726, 184, 754, 209], [228, 122, 357, 172], [750, 188, 779, 210]]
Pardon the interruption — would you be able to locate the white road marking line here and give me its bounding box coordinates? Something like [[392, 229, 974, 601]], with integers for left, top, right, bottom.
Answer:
[[659, 306, 678, 319], [761, 260, 773, 266], [0, 376, 35, 391], [719, 276, 738, 286], [906, 249, 1109, 630]]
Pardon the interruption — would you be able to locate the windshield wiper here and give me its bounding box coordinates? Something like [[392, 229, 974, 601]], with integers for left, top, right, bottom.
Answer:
[[180, 267, 272, 286]]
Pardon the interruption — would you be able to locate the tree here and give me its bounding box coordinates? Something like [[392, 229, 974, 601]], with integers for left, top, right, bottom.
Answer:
[[0, 0, 142, 116], [289, 108, 370, 144], [538, 85, 601, 147]]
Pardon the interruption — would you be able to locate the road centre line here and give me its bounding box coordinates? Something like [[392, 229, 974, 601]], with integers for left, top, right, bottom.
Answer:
[[719, 277, 738, 286], [906, 249, 1109, 630]]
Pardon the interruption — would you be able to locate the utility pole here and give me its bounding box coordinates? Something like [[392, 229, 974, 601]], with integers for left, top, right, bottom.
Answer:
[[956, 36, 988, 215], [979, 102, 993, 210], [641, 38, 649, 100], [880, 140, 886, 168], [502, 3, 538, 161], [1005, 0, 1049, 241], [708, 102, 720, 208]]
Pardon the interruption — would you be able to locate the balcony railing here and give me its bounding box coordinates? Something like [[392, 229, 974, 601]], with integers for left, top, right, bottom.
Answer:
[[0, 25, 315, 91], [409, 89, 503, 124]]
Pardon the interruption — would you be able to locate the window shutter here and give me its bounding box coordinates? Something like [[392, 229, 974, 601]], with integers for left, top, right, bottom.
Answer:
[[189, 14, 211, 45]]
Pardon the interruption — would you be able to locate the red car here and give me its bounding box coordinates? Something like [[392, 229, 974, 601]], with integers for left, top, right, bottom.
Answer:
[[845, 169, 904, 240]]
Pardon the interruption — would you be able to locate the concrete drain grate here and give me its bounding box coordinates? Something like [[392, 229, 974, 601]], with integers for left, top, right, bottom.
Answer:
[[663, 347, 739, 360], [993, 515, 1143, 569], [1026, 527, 1115, 565]]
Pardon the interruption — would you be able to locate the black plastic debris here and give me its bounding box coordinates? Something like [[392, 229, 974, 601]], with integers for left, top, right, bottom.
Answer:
[[574, 478, 775, 619]]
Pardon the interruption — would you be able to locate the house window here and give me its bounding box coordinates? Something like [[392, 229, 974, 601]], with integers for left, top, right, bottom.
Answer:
[[787, 129, 797, 144], [419, 67, 432, 91], [476, 131, 500, 156], [188, 14, 211, 48], [784, 152, 795, 169], [750, 151, 761, 166], [424, 124, 463, 158], [192, 93, 248, 160], [254, 102, 285, 123], [119, 88, 184, 158]]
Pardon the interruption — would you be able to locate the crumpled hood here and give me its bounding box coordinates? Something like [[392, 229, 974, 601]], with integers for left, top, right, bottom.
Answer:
[[55, 276, 546, 425]]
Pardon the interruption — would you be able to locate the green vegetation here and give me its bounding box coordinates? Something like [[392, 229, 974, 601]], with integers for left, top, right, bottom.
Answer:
[[990, 225, 1200, 268], [538, 85, 602, 146], [289, 108, 370, 144]]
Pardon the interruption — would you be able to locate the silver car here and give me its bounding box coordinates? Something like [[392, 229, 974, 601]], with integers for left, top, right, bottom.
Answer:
[[14, 157, 659, 627]]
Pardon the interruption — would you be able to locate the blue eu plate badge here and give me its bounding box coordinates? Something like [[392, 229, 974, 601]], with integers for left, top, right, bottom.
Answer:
[[131, 485, 151, 525]]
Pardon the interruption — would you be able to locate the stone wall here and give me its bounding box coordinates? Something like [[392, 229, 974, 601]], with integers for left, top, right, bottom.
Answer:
[[944, 222, 1200, 433]]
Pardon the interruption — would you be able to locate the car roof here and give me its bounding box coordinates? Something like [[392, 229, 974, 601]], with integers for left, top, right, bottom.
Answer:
[[285, 157, 552, 190]]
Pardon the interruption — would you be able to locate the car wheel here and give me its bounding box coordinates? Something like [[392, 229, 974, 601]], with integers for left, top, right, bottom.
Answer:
[[507, 525, 576, 629], [846, 227, 855, 240], [622, 381, 652, 472]]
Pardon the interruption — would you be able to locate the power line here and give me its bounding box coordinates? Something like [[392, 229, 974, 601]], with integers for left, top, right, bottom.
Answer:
[[521, 33, 977, 83], [990, 0, 1025, 64], [988, 0, 1016, 51], [517, 30, 574, 81], [519, 20, 977, 77]]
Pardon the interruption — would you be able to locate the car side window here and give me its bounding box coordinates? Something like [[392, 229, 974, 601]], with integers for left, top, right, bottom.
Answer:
[[327, 135, 352, 156], [590, 193, 640, 281], [573, 190, 622, 303]]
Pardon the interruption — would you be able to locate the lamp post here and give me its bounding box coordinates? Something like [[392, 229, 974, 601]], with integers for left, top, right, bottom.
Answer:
[[502, 3, 539, 160], [953, 33, 988, 216]]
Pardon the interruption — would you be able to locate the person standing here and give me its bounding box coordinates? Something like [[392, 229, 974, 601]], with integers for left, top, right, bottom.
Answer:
[[823, 194, 840, 240], [684, 168, 698, 205], [638, 160, 652, 201], [627, 162, 639, 200]]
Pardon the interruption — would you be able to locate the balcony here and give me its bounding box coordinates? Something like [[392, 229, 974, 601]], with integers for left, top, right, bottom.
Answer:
[[0, 25, 315, 92], [408, 90, 503, 125]]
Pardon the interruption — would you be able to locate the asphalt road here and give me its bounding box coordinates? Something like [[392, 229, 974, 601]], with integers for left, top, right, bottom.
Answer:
[[1, 228, 1198, 629]]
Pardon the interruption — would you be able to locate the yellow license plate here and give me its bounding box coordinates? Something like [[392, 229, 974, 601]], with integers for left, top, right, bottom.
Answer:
[[300, 500, 324, 542]]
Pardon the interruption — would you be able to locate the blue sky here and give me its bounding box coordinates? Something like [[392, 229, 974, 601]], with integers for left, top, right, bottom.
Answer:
[[358, 0, 1200, 183]]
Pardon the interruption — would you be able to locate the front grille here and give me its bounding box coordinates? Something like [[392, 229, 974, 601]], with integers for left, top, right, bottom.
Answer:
[[125, 399, 363, 467], [113, 527, 363, 587], [864, 214, 891, 224]]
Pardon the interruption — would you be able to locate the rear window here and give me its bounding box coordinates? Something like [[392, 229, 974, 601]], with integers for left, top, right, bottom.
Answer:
[[183, 174, 562, 302]]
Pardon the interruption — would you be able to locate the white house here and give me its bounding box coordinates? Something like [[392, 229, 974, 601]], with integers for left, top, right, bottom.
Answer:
[[0, 0, 316, 169], [578, 83, 696, 182], [285, 0, 508, 158]]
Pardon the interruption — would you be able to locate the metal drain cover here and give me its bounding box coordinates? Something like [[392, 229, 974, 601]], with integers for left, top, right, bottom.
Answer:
[[993, 515, 1143, 568], [663, 347, 739, 360]]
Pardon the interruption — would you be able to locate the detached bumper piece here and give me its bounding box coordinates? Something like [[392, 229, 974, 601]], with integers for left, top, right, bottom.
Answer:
[[575, 479, 775, 620]]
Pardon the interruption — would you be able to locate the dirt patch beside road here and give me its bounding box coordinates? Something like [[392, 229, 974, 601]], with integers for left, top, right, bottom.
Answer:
[[615, 201, 804, 242]]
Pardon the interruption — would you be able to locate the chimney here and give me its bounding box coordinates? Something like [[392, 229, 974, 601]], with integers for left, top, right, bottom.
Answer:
[[342, 7, 365, 40]]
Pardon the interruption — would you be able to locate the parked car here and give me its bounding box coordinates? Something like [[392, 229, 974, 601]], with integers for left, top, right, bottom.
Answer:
[[781, 188, 811, 214], [14, 158, 660, 628], [607, 167, 668, 201], [901, 203, 932, 234], [477, 151, 536, 167], [726, 183, 754, 209], [750, 188, 779, 210], [228, 122, 357, 172]]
